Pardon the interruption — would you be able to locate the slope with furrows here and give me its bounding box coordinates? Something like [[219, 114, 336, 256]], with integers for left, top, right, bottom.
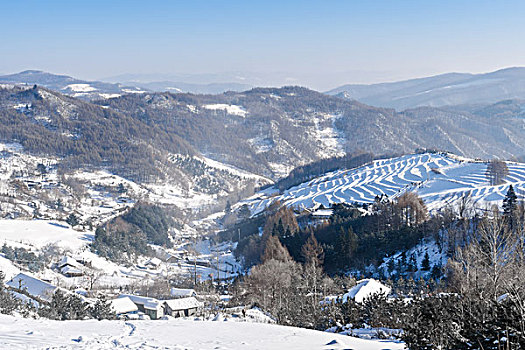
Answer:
[[245, 153, 525, 214]]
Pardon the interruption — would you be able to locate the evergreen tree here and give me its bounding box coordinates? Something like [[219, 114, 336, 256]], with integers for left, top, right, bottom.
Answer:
[[0, 271, 21, 315], [90, 295, 115, 320], [66, 213, 79, 227], [503, 185, 518, 228], [421, 252, 431, 271]]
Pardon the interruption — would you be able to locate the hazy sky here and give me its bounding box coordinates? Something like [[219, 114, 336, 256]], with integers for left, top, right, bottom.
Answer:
[[2, 0, 525, 90]]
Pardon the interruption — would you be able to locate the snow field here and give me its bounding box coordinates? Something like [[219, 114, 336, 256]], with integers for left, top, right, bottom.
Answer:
[[0, 314, 404, 350]]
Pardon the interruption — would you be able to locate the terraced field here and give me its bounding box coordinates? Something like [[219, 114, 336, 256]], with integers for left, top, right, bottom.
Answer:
[[246, 153, 525, 214]]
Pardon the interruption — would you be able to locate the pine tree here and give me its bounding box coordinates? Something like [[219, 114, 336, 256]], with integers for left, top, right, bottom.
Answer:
[[90, 295, 115, 320], [421, 252, 431, 271], [503, 185, 518, 229], [0, 271, 21, 315]]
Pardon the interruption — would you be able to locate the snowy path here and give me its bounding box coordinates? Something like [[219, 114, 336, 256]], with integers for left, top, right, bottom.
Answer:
[[0, 315, 404, 349]]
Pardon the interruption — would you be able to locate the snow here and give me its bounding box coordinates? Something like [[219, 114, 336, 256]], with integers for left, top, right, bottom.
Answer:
[[203, 103, 248, 117], [342, 279, 391, 303], [246, 153, 525, 214], [6, 273, 57, 302], [170, 287, 196, 297], [0, 255, 20, 280], [110, 297, 138, 315], [164, 296, 203, 310], [311, 113, 346, 158], [0, 220, 93, 250], [63, 84, 97, 92], [0, 314, 404, 349]]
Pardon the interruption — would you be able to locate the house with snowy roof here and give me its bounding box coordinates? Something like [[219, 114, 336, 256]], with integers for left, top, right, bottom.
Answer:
[[170, 287, 197, 298], [57, 256, 83, 277], [163, 297, 203, 317], [110, 296, 139, 318], [145, 257, 162, 269], [342, 279, 391, 303], [58, 256, 79, 269], [118, 294, 164, 320], [6, 273, 58, 303]]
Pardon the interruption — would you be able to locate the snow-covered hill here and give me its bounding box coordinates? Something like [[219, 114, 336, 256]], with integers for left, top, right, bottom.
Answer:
[[0, 314, 404, 350], [245, 152, 525, 214]]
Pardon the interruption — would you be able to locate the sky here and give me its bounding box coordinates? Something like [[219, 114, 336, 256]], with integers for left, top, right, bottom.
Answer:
[[1, 0, 525, 90]]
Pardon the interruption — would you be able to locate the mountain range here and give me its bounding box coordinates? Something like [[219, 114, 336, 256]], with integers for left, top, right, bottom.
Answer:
[[327, 67, 525, 110]]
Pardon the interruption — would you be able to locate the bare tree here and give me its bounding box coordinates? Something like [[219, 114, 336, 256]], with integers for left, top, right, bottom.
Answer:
[[486, 159, 509, 186]]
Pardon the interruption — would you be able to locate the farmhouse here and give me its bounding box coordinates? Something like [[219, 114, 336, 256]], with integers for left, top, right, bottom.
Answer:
[[163, 297, 203, 317], [7, 273, 58, 303], [57, 256, 83, 277], [170, 287, 197, 298], [342, 278, 391, 303], [110, 296, 139, 318], [118, 294, 164, 320]]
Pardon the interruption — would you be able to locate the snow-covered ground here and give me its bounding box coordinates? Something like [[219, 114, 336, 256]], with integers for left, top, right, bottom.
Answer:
[[245, 153, 525, 214], [0, 314, 404, 349], [0, 219, 92, 250], [203, 103, 247, 117]]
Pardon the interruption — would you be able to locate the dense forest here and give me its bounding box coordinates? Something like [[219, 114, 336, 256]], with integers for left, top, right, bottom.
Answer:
[[228, 186, 525, 348]]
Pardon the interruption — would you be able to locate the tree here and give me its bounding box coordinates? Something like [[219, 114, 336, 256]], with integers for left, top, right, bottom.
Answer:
[[335, 226, 358, 269], [301, 233, 325, 324], [396, 192, 428, 226], [503, 185, 518, 228], [262, 235, 292, 263], [90, 295, 115, 320], [0, 271, 22, 315], [238, 204, 251, 220], [117, 183, 127, 194], [486, 159, 509, 186], [225, 200, 232, 214], [421, 252, 431, 271], [36, 163, 47, 176], [66, 213, 79, 227]]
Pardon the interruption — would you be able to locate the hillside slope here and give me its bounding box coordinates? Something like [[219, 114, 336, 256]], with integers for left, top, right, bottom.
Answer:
[[245, 152, 525, 214]]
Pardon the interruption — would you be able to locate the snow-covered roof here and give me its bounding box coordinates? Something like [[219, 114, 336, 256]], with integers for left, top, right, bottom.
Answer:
[[311, 209, 333, 217], [118, 294, 162, 310], [170, 288, 197, 297], [6, 273, 57, 302], [164, 297, 203, 311], [58, 256, 79, 268], [60, 266, 82, 275], [146, 257, 162, 267], [342, 279, 391, 303], [111, 297, 139, 314]]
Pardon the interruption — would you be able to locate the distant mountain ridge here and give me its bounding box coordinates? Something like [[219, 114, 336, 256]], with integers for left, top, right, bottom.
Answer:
[[0, 70, 146, 100], [327, 67, 525, 110], [0, 70, 253, 98], [2, 76, 525, 185]]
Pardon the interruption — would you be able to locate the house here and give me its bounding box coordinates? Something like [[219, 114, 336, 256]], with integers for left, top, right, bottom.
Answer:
[[170, 288, 197, 298], [342, 279, 391, 303], [311, 208, 333, 218], [118, 294, 164, 320], [58, 256, 83, 277], [7, 273, 58, 303], [145, 257, 162, 269], [58, 256, 79, 269], [60, 265, 83, 277], [163, 297, 203, 317], [110, 296, 139, 318]]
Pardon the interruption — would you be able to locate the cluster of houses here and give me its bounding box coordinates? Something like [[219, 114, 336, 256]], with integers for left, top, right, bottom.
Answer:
[[5, 272, 203, 320]]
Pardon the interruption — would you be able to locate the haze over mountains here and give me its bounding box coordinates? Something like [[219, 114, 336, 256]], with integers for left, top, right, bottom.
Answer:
[[2, 67, 525, 186], [327, 67, 525, 110]]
